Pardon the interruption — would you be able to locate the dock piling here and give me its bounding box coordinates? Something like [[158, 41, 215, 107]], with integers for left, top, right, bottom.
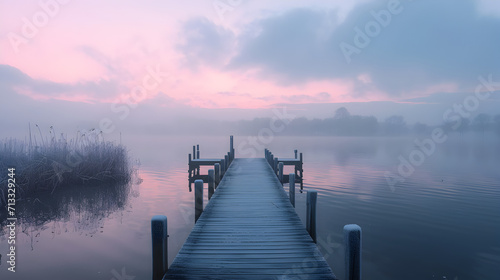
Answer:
[[306, 190, 317, 243], [344, 224, 362, 280], [193, 146, 196, 159], [221, 159, 226, 176], [151, 215, 168, 280], [274, 158, 278, 174], [195, 180, 203, 223], [188, 153, 192, 175], [289, 173, 295, 207], [230, 135, 234, 161], [208, 169, 215, 200], [196, 145, 200, 159], [214, 163, 220, 187], [278, 162, 284, 183], [300, 152, 304, 190], [294, 149, 298, 159]]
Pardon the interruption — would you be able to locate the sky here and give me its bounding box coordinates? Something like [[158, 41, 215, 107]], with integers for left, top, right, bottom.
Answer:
[[1, 0, 500, 135]]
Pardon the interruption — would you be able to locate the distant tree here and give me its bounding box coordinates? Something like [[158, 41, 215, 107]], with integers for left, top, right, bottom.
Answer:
[[289, 117, 310, 135], [457, 118, 470, 135], [473, 113, 491, 134], [350, 115, 378, 135], [334, 107, 351, 120], [384, 115, 407, 135], [441, 117, 469, 134], [413, 122, 428, 134]]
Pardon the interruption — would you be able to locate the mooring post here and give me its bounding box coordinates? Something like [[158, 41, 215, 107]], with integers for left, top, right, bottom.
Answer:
[[221, 159, 226, 177], [278, 162, 284, 184], [188, 153, 192, 176], [289, 173, 295, 207], [193, 146, 196, 159], [294, 149, 298, 159], [265, 149, 268, 160], [208, 169, 215, 200], [273, 158, 278, 174], [214, 163, 220, 188], [306, 190, 317, 243], [344, 224, 362, 280], [194, 180, 203, 223], [300, 152, 304, 190], [196, 144, 200, 159], [225, 154, 229, 169], [230, 135, 234, 161], [151, 215, 168, 280]]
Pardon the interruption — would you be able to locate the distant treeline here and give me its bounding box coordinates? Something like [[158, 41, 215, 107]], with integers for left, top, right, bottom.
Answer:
[[233, 107, 500, 136], [130, 107, 500, 136]]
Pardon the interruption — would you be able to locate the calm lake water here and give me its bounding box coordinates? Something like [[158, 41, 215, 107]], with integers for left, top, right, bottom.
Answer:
[[1, 135, 499, 279]]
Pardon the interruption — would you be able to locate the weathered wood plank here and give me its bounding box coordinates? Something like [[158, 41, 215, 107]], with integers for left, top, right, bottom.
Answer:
[[165, 158, 336, 280]]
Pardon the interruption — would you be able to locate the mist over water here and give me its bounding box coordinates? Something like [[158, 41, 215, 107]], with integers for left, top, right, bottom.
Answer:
[[0, 134, 498, 279]]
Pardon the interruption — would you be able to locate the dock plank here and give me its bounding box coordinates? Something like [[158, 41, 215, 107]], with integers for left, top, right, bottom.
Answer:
[[165, 158, 336, 279]]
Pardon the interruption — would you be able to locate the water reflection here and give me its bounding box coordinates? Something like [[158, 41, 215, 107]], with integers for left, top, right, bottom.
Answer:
[[0, 135, 498, 280], [0, 180, 135, 249]]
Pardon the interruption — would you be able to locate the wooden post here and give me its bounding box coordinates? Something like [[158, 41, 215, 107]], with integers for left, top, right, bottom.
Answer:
[[188, 153, 193, 192], [196, 145, 200, 175], [194, 180, 203, 223], [221, 159, 225, 176], [188, 153, 192, 176], [278, 162, 284, 184], [344, 224, 362, 280], [294, 149, 298, 159], [225, 154, 229, 169], [269, 153, 273, 166], [193, 146, 196, 159], [208, 169, 215, 200], [151, 215, 168, 280], [273, 158, 278, 174], [300, 152, 304, 190], [306, 190, 317, 243], [230, 135, 234, 161], [214, 163, 220, 188], [289, 173, 295, 207]]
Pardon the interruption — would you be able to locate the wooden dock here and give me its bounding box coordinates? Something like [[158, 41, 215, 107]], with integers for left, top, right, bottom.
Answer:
[[167, 157, 336, 279], [151, 136, 361, 280]]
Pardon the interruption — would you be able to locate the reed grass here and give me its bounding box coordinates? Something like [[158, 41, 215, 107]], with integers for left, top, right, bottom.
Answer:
[[0, 126, 132, 202]]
